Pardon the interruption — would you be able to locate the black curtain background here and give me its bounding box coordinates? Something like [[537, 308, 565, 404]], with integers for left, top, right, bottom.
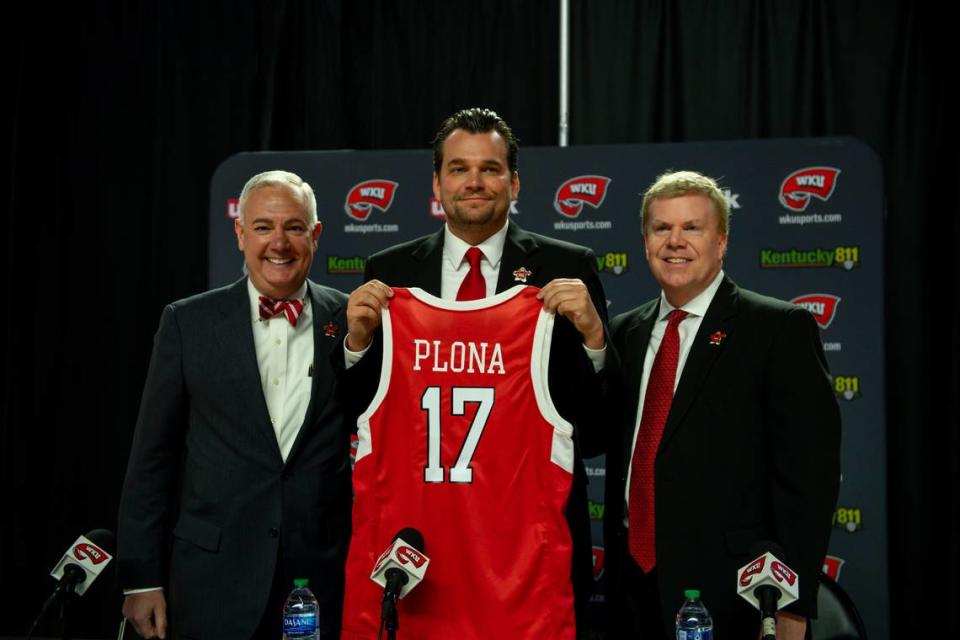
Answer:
[[2, 1, 955, 636]]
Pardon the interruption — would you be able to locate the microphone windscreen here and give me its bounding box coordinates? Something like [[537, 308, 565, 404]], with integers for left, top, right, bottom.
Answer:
[[394, 528, 424, 553], [85, 529, 116, 554]]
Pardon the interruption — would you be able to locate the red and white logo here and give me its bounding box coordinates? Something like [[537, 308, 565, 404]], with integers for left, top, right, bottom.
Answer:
[[822, 555, 845, 581], [739, 556, 766, 587], [345, 180, 398, 221], [226, 197, 240, 220], [790, 294, 841, 329], [554, 175, 611, 218], [771, 560, 798, 586], [591, 546, 605, 581], [73, 543, 109, 565], [779, 167, 840, 211], [396, 545, 427, 568], [429, 196, 446, 219]]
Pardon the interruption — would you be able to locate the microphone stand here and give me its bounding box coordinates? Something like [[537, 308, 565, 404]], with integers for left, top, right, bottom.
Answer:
[[26, 575, 78, 640], [381, 590, 399, 640]]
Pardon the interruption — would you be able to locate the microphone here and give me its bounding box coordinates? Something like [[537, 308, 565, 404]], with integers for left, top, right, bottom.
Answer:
[[370, 528, 430, 601], [28, 530, 116, 640], [736, 542, 799, 640], [49, 529, 116, 596]]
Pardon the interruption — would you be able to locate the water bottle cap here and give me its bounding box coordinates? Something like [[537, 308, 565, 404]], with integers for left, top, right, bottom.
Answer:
[[294, 578, 309, 588], [683, 588, 701, 599]]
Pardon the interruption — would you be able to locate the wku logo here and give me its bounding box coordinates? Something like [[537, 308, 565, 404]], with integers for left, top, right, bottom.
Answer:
[[396, 545, 427, 568], [772, 561, 798, 586], [779, 167, 841, 211], [591, 546, 605, 581], [739, 556, 766, 587], [554, 175, 611, 218], [344, 180, 398, 221], [790, 294, 841, 329], [73, 543, 109, 565]]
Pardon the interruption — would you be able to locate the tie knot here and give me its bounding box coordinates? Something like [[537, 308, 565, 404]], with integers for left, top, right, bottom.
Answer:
[[667, 309, 688, 326], [259, 296, 305, 326], [465, 246, 484, 269]]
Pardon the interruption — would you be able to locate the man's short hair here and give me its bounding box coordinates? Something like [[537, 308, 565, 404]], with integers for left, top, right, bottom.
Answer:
[[432, 108, 520, 175], [641, 170, 730, 235], [237, 170, 317, 225]]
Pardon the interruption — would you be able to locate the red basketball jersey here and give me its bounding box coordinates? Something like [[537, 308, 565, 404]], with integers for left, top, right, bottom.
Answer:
[[342, 285, 575, 639]]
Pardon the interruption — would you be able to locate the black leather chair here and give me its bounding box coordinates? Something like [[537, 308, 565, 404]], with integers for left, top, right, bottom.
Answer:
[[808, 572, 868, 640]]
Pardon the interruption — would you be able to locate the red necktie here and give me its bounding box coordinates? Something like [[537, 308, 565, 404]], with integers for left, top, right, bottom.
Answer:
[[258, 296, 305, 327], [456, 247, 486, 301], [628, 308, 688, 572]]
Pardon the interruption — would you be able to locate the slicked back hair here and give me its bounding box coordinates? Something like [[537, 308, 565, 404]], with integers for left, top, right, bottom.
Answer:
[[432, 107, 519, 175]]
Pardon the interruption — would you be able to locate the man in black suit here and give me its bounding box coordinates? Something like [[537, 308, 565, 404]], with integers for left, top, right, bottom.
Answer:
[[118, 171, 351, 639], [341, 108, 608, 627], [602, 170, 841, 639]]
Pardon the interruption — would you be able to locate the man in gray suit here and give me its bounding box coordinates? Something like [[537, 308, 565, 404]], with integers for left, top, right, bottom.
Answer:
[[118, 170, 351, 639]]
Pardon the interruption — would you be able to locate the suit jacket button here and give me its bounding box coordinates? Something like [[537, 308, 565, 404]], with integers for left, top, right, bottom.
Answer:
[[268, 527, 279, 538]]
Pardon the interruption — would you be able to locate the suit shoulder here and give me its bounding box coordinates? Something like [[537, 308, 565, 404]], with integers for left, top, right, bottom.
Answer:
[[165, 281, 241, 315], [524, 230, 595, 259], [737, 286, 803, 317], [308, 281, 348, 306], [734, 286, 822, 342], [610, 298, 658, 335], [367, 233, 436, 264]]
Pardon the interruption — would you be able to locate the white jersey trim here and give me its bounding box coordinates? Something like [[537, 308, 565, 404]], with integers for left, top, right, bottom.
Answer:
[[406, 284, 527, 310], [354, 304, 394, 464], [531, 308, 575, 474]]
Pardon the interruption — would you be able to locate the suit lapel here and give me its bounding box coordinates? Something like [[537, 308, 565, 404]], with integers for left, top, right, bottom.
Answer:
[[659, 277, 739, 450], [285, 281, 344, 465], [409, 228, 445, 295], [496, 223, 540, 291], [213, 279, 282, 458], [618, 301, 660, 479]]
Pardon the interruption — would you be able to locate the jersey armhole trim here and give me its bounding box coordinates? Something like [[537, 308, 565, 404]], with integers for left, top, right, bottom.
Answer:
[[531, 308, 575, 474], [355, 306, 393, 463]]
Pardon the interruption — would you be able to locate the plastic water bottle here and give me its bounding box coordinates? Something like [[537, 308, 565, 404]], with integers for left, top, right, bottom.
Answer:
[[282, 578, 319, 640], [676, 589, 714, 640]]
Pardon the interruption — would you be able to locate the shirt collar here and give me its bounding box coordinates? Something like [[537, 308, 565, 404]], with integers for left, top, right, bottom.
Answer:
[[657, 270, 725, 321], [443, 218, 509, 270]]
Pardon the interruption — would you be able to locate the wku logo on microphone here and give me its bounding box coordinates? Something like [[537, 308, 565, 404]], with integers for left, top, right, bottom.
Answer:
[[790, 294, 841, 329], [554, 175, 611, 218], [395, 545, 426, 568], [344, 180, 398, 221], [779, 167, 840, 211], [739, 557, 766, 587], [73, 543, 109, 565], [772, 560, 797, 586]]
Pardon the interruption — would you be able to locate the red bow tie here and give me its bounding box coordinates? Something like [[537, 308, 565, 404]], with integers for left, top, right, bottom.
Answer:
[[258, 296, 305, 327]]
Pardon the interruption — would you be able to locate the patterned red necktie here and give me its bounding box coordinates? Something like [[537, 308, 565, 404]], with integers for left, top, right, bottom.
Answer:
[[456, 247, 486, 301], [628, 308, 688, 572], [258, 296, 305, 327]]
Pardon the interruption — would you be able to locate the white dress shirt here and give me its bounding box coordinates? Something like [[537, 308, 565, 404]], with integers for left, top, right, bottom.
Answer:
[[247, 279, 314, 463]]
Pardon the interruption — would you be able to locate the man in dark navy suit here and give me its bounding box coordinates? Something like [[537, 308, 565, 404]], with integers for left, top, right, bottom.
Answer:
[[602, 170, 841, 639], [118, 170, 351, 639]]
